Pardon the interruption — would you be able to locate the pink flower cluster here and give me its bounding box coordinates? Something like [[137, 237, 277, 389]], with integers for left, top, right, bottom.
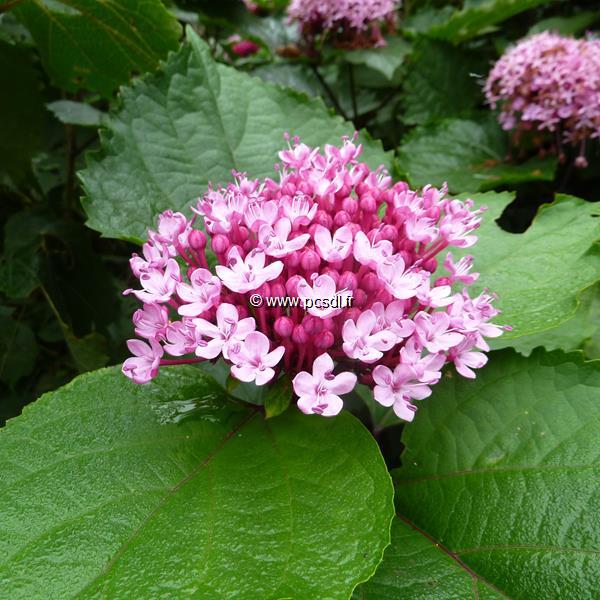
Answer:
[[287, 0, 400, 48], [122, 136, 504, 421], [485, 32, 600, 167]]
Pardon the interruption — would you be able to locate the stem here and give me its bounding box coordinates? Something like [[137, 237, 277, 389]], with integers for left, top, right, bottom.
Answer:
[[310, 64, 349, 120], [558, 161, 575, 193], [64, 124, 76, 211], [355, 89, 399, 129], [348, 63, 358, 121], [160, 358, 205, 366]]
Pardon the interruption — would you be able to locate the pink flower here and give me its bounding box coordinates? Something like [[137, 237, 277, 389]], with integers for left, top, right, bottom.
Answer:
[[122, 339, 163, 384], [124, 259, 180, 303], [314, 224, 353, 262], [443, 253, 479, 285], [372, 364, 433, 421], [281, 193, 318, 228], [133, 303, 169, 340], [448, 336, 488, 379], [370, 301, 415, 339], [163, 321, 198, 356], [405, 214, 438, 244], [194, 303, 255, 359], [414, 312, 463, 353], [416, 280, 453, 308], [149, 210, 190, 253], [176, 268, 221, 317], [231, 39, 260, 58], [216, 247, 283, 293], [485, 32, 600, 159], [342, 309, 396, 363], [228, 331, 285, 385], [130, 242, 170, 277], [297, 274, 353, 318], [288, 0, 400, 48], [244, 199, 278, 232], [292, 353, 357, 416], [259, 218, 310, 257], [122, 137, 504, 420], [377, 255, 426, 300], [353, 231, 393, 268]]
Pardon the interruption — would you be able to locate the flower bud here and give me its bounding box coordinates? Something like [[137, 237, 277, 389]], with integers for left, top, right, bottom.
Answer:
[[338, 271, 358, 291], [342, 197, 359, 215], [360, 194, 377, 213], [285, 274, 303, 296], [353, 289, 368, 307], [333, 210, 351, 227], [291, 324, 308, 344], [380, 224, 397, 241], [314, 331, 334, 349], [303, 315, 323, 335], [211, 234, 230, 254], [274, 316, 294, 338], [361, 272, 381, 292], [237, 226, 250, 243], [189, 230, 206, 250], [301, 249, 321, 272], [423, 258, 438, 273], [270, 281, 286, 298], [313, 210, 333, 229]]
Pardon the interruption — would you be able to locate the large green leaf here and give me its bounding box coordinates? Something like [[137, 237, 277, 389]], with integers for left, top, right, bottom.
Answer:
[[362, 350, 600, 598], [80, 28, 391, 243], [492, 283, 600, 358], [402, 40, 481, 126], [0, 366, 394, 598], [528, 11, 600, 36], [14, 0, 181, 97], [354, 516, 505, 599], [464, 194, 600, 340], [397, 116, 556, 193], [343, 36, 412, 83], [410, 0, 558, 43]]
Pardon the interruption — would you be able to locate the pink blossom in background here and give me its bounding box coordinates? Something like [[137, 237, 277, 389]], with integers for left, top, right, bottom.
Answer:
[[122, 135, 505, 420], [287, 0, 401, 48], [485, 32, 600, 166]]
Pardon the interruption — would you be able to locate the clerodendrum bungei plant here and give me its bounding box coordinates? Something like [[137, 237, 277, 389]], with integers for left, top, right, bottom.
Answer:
[[122, 136, 505, 420], [287, 0, 400, 48], [485, 32, 600, 168]]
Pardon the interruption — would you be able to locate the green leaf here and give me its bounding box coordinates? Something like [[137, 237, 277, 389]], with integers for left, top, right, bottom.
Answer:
[[264, 374, 293, 418], [528, 11, 600, 36], [80, 28, 391, 243], [398, 116, 557, 193], [0, 310, 39, 388], [0, 40, 44, 180], [386, 349, 600, 598], [421, 0, 558, 43], [0, 366, 394, 598], [14, 0, 182, 97], [343, 37, 412, 82], [354, 516, 505, 599], [492, 283, 600, 358], [46, 100, 107, 127], [402, 40, 481, 126], [252, 63, 321, 97], [463, 194, 600, 340]]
